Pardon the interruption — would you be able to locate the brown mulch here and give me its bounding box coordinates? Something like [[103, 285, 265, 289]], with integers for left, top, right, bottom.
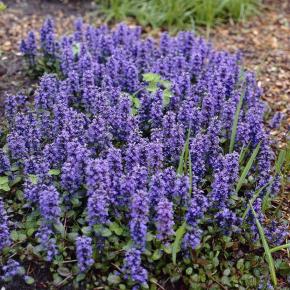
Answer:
[[210, 0, 290, 148]]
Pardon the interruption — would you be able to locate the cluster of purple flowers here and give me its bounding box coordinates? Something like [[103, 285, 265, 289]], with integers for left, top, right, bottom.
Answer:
[[1, 259, 22, 281], [76, 236, 94, 272], [5, 18, 284, 284], [0, 198, 10, 251]]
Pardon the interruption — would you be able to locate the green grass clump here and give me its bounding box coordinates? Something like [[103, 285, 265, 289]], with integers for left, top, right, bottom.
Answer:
[[96, 0, 262, 33]]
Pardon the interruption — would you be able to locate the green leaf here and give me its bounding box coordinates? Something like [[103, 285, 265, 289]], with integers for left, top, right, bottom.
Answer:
[[0, 176, 9, 185], [275, 149, 286, 174], [142, 73, 161, 83], [160, 80, 171, 89], [27, 228, 36, 237], [53, 273, 63, 285], [239, 145, 248, 164], [24, 276, 35, 285], [11, 230, 18, 241], [57, 266, 71, 277], [129, 94, 141, 115], [250, 204, 277, 286], [229, 86, 245, 153], [188, 150, 193, 196], [163, 89, 172, 107], [108, 273, 121, 285], [146, 232, 154, 242], [10, 176, 22, 187], [152, 249, 163, 261], [28, 174, 38, 185], [76, 273, 86, 282], [236, 258, 244, 271], [81, 226, 91, 235], [172, 222, 186, 265], [72, 42, 81, 57], [54, 223, 66, 237], [101, 228, 112, 237], [177, 128, 191, 176], [67, 232, 79, 242], [0, 183, 10, 191], [236, 142, 261, 193], [109, 222, 123, 236], [18, 233, 27, 242], [49, 169, 61, 176]]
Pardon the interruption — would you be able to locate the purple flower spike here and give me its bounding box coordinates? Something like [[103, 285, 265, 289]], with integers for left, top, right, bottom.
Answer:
[[156, 197, 174, 242], [76, 236, 94, 272]]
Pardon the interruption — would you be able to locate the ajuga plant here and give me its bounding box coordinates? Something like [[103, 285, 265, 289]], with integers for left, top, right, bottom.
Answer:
[[0, 18, 289, 289]]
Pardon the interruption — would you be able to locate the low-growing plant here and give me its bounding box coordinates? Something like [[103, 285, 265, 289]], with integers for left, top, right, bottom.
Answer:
[[0, 18, 289, 289]]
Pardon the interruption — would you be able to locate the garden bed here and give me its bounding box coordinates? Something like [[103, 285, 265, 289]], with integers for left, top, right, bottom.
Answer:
[[0, 1, 289, 289]]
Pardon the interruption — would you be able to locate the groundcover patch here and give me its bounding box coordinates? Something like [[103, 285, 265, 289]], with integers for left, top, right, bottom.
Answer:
[[0, 18, 289, 289]]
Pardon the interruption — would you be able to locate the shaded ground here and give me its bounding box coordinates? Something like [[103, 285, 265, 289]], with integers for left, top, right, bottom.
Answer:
[[0, 0, 289, 289]]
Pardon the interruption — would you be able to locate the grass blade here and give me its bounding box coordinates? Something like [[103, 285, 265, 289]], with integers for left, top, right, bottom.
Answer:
[[270, 243, 290, 254], [236, 142, 261, 193], [238, 145, 249, 164], [172, 222, 186, 265], [275, 149, 286, 174], [188, 151, 193, 196], [177, 143, 186, 175], [241, 180, 271, 220], [177, 129, 191, 176], [250, 203, 277, 286]]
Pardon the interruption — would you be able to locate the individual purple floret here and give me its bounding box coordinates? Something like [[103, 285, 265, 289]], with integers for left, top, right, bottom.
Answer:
[[123, 247, 148, 284], [76, 236, 94, 272]]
